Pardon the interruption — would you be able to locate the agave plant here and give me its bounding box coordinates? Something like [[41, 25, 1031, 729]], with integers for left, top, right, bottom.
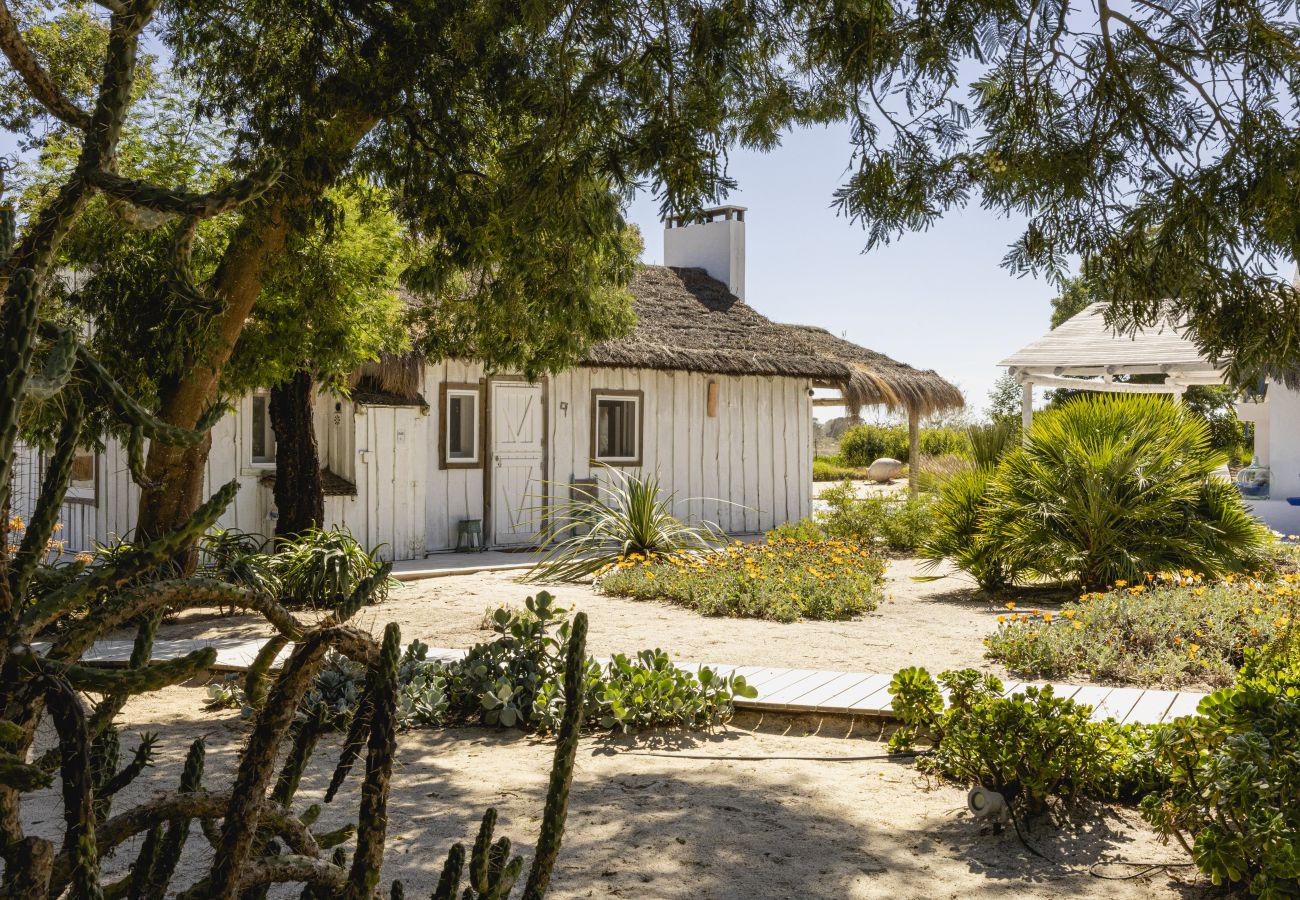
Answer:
[[528, 466, 722, 582]]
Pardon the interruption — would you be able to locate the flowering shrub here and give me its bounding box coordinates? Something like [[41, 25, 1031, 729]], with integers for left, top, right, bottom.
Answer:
[[984, 573, 1299, 688], [597, 538, 887, 622]]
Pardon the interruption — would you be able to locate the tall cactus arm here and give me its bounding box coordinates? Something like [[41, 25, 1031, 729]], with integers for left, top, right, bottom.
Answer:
[[469, 809, 496, 895], [98, 732, 157, 799], [38, 674, 103, 900], [17, 646, 216, 695], [245, 635, 290, 711], [324, 684, 373, 803], [272, 705, 327, 807], [343, 623, 401, 900], [142, 739, 205, 900], [0, 749, 53, 791], [8, 400, 83, 598], [320, 563, 394, 628], [0, 268, 41, 517], [49, 577, 302, 662], [86, 164, 282, 220], [1, 0, 158, 285], [47, 790, 323, 896], [125, 824, 162, 900], [209, 626, 368, 900], [23, 324, 77, 402], [20, 480, 238, 636], [521, 611, 589, 900], [0, 0, 92, 129], [431, 844, 466, 900]]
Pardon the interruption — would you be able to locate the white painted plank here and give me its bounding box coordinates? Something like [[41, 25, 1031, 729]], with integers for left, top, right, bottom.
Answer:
[[1092, 687, 1145, 722], [829, 673, 894, 708], [1123, 690, 1180, 726], [1162, 692, 1206, 722], [783, 671, 876, 709], [748, 668, 823, 697], [1069, 685, 1113, 715], [760, 670, 847, 707]]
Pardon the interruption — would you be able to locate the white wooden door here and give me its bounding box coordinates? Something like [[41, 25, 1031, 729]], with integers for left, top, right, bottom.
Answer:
[[490, 382, 545, 546]]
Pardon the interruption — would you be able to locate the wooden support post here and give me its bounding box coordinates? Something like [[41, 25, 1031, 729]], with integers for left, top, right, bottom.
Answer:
[[1021, 381, 1034, 435], [908, 407, 920, 499]]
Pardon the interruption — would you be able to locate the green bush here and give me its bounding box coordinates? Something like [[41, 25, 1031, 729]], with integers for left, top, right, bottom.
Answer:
[[838, 423, 968, 466], [1141, 653, 1300, 897], [597, 539, 887, 622], [812, 456, 864, 481], [920, 466, 1022, 591], [269, 527, 392, 608], [888, 667, 1147, 817], [924, 394, 1271, 591], [984, 575, 1298, 688], [235, 592, 756, 734], [530, 466, 720, 582], [811, 481, 937, 553]]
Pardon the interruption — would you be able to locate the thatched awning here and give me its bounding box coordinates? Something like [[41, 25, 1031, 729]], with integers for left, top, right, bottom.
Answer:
[[584, 266, 963, 416], [364, 265, 963, 416], [775, 324, 966, 417]]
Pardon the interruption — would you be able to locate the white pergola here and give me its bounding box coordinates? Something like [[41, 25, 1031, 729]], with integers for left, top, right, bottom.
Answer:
[[999, 303, 1228, 430]]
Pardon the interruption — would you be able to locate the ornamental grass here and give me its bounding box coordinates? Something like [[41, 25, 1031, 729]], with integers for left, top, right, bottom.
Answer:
[[984, 572, 1300, 689], [596, 538, 887, 623]]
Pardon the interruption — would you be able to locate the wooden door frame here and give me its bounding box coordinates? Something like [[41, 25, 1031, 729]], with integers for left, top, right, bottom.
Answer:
[[483, 375, 549, 548]]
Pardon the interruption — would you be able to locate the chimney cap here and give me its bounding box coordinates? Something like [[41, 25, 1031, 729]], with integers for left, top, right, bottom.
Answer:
[[665, 205, 747, 228]]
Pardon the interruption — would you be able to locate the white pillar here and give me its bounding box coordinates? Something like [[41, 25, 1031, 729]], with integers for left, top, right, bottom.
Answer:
[[1021, 381, 1034, 432]]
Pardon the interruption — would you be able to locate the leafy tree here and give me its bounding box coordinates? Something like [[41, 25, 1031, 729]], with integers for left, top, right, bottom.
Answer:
[[986, 371, 1022, 425], [830, 0, 1300, 388], [229, 184, 409, 538], [1048, 275, 1093, 330]]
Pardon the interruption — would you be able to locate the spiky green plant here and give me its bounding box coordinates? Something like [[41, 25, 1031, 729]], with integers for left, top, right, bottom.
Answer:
[[924, 394, 1271, 592], [919, 466, 1021, 592], [529, 466, 722, 582]]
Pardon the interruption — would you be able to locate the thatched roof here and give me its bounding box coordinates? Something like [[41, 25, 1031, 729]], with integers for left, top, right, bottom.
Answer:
[[774, 323, 966, 416], [584, 266, 963, 415], [368, 265, 963, 415]]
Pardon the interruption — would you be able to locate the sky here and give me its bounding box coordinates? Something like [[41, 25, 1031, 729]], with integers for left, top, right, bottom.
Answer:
[[622, 123, 1058, 422], [3, 119, 1061, 421]]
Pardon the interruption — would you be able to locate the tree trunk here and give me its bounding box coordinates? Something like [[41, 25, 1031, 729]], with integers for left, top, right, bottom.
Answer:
[[132, 108, 378, 549], [270, 370, 323, 540]]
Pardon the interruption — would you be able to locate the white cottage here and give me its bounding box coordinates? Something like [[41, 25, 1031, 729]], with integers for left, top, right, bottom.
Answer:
[[12, 208, 963, 559], [1000, 301, 1300, 534]]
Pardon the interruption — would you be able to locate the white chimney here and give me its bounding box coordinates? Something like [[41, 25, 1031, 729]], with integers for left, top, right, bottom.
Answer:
[[663, 205, 746, 300]]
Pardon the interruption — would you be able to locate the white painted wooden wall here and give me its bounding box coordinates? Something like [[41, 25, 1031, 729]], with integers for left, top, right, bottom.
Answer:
[[10, 364, 813, 560]]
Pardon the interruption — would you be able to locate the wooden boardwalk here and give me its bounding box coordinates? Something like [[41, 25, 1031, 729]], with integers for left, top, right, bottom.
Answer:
[[53, 638, 1207, 727]]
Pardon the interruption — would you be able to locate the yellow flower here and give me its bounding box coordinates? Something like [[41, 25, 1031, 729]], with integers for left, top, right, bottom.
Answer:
[[1114, 579, 1128, 588], [1005, 601, 1016, 610], [1072, 621, 1083, 631], [1063, 610, 1076, 620], [1043, 612, 1053, 623], [997, 615, 1006, 623]]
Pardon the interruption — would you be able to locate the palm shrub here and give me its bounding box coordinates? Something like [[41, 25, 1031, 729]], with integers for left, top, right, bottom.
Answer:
[[529, 466, 721, 582], [966, 420, 1018, 468], [269, 526, 391, 608], [920, 466, 1021, 591], [923, 395, 1270, 591]]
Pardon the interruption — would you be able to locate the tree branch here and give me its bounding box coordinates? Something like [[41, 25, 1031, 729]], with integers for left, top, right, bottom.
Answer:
[[0, 0, 93, 130]]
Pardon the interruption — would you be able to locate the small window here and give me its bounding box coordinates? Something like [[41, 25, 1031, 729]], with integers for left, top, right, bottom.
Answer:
[[250, 392, 276, 466], [65, 450, 97, 505], [592, 391, 642, 465], [440, 384, 482, 468]]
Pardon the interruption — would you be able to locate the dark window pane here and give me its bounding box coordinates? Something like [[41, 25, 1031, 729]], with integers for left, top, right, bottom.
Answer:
[[597, 398, 637, 459], [448, 393, 476, 460]]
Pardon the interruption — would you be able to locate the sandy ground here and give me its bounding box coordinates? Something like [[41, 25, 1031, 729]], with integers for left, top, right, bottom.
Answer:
[[20, 687, 1209, 899], [136, 559, 1018, 679]]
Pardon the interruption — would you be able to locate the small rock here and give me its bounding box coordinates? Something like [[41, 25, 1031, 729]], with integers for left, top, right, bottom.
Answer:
[[867, 457, 903, 483]]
